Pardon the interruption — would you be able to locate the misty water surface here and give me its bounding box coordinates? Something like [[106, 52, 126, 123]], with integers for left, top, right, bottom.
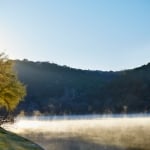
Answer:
[[3, 114, 150, 150]]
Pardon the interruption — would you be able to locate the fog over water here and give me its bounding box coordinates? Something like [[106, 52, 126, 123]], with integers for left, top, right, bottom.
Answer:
[[3, 114, 150, 150]]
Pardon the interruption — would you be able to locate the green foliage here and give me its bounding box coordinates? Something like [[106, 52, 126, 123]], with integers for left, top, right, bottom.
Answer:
[[0, 128, 43, 150], [0, 53, 26, 112]]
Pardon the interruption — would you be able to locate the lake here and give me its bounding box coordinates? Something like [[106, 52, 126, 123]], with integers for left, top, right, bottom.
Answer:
[[3, 114, 150, 150]]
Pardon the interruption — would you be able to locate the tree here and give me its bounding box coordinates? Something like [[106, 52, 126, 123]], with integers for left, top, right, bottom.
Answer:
[[0, 53, 26, 124]]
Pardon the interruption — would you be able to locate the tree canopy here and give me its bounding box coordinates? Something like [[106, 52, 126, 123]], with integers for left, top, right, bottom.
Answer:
[[0, 53, 26, 113]]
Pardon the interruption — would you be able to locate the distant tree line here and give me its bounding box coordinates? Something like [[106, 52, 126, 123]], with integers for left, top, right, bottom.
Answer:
[[14, 60, 150, 115]]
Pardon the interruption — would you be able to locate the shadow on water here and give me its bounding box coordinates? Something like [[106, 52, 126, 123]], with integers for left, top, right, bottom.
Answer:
[[21, 134, 121, 150], [21, 133, 148, 150]]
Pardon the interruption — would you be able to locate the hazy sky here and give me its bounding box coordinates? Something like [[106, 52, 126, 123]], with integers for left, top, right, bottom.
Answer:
[[0, 0, 150, 71]]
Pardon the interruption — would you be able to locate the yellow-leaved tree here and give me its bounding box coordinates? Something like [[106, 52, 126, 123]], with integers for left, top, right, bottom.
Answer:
[[0, 53, 26, 124]]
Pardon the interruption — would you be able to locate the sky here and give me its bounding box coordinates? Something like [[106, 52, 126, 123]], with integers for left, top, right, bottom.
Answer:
[[0, 0, 150, 71]]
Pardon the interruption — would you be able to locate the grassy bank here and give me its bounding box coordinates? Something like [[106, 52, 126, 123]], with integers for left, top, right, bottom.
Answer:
[[0, 127, 44, 150]]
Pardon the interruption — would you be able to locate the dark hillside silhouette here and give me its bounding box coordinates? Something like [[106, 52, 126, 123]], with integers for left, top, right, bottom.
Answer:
[[14, 60, 150, 115]]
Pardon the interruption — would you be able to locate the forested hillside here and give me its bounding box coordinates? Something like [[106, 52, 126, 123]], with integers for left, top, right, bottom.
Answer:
[[14, 60, 150, 115]]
